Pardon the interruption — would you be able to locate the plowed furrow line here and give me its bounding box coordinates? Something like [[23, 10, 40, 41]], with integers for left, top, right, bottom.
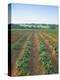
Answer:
[[29, 32, 45, 75], [39, 33, 58, 72], [11, 32, 32, 76], [41, 32, 58, 44]]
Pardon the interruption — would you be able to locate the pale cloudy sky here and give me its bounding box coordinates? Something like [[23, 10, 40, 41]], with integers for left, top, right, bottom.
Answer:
[[8, 4, 58, 24]]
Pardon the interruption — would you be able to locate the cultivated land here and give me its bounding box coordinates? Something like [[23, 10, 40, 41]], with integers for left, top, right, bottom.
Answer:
[[9, 24, 58, 76]]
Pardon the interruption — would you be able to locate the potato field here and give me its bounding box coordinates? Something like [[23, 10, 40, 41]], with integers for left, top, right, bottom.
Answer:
[[10, 25, 58, 76]]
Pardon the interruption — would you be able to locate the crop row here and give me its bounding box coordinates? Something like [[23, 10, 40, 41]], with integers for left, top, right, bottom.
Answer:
[[11, 31, 30, 49], [39, 40, 56, 74], [11, 31, 24, 43], [38, 32, 58, 73], [11, 31, 32, 76], [11, 30, 30, 44], [16, 37, 32, 76], [41, 32, 58, 55]]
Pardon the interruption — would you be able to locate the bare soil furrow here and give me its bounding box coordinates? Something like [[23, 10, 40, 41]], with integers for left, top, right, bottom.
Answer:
[[29, 32, 45, 75], [11, 32, 32, 76], [39, 33, 58, 73], [42, 32, 58, 44]]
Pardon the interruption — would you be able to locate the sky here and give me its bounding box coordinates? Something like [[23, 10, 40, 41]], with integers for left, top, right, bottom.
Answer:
[[8, 4, 58, 24]]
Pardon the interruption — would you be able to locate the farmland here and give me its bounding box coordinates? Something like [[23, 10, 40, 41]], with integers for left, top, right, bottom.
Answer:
[[9, 24, 58, 76]]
